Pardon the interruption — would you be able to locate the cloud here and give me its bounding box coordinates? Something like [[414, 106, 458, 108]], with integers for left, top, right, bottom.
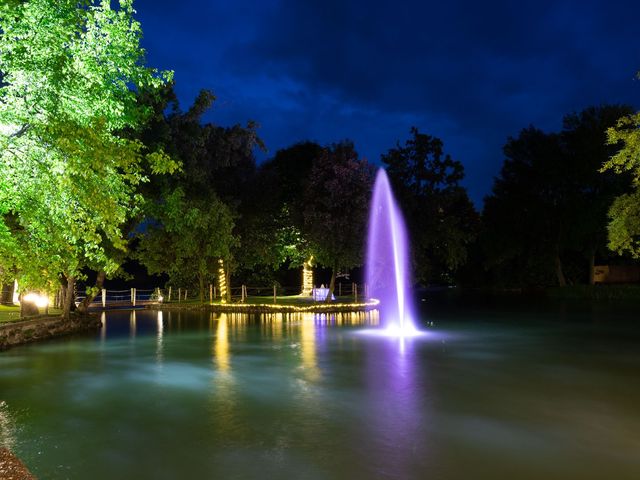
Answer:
[[134, 0, 640, 204]]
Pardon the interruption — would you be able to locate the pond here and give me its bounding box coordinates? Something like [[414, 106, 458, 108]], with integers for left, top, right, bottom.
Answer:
[[1, 299, 639, 479]]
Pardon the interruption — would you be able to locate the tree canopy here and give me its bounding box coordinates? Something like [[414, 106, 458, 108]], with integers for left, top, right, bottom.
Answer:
[[135, 188, 235, 303], [0, 0, 176, 316], [382, 127, 478, 284], [482, 105, 635, 287], [303, 142, 374, 299], [604, 87, 640, 257], [132, 85, 261, 296]]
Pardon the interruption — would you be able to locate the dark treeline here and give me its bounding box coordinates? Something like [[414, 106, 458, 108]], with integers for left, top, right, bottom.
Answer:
[[116, 85, 639, 295], [476, 105, 637, 288]]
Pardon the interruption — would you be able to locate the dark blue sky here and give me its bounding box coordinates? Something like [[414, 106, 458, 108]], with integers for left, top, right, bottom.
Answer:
[[135, 0, 640, 204]]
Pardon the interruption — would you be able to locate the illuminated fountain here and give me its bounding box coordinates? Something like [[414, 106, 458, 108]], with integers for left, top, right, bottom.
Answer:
[[366, 169, 418, 335]]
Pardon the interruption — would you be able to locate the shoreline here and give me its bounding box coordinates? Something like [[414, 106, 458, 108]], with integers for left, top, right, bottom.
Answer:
[[146, 299, 380, 314], [0, 314, 101, 352], [0, 448, 36, 480]]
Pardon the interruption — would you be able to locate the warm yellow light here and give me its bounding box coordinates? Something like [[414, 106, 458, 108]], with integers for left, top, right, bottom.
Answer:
[[208, 298, 379, 313], [217, 259, 228, 304], [215, 314, 230, 372], [302, 256, 314, 296], [12, 280, 19, 306], [300, 314, 320, 381], [22, 292, 49, 309]]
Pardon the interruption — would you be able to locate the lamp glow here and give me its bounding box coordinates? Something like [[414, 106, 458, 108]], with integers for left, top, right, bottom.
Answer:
[[22, 292, 49, 309]]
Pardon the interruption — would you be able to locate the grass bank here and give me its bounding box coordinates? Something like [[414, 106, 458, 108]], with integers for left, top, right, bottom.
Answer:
[[0, 305, 63, 324]]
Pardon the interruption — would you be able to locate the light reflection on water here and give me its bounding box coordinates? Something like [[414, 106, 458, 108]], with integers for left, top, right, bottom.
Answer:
[[362, 335, 432, 478], [0, 308, 639, 479], [0, 400, 16, 451]]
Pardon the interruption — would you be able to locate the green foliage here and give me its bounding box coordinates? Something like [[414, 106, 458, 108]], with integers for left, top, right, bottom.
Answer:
[[604, 94, 640, 257], [136, 188, 235, 295], [0, 0, 174, 295], [239, 205, 310, 273], [138, 87, 262, 202], [605, 111, 640, 179], [303, 142, 374, 274], [132, 84, 261, 288], [236, 142, 322, 277], [382, 127, 478, 284], [607, 191, 640, 257], [483, 105, 635, 287]]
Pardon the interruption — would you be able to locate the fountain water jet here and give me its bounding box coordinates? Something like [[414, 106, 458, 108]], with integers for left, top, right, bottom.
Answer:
[[366, 169, 418, 336]]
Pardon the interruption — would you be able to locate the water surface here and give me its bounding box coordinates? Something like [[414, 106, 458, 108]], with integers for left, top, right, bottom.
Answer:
[[0, 302, 639, 479]]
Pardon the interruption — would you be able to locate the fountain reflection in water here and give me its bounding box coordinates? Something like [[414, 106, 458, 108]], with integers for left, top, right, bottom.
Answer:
[[366, 169, 419, 336]]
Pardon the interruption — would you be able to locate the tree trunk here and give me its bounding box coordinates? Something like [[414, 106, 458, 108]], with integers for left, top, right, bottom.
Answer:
[[554, 254, 566, 287], [77, 270, 106, 313], [225, 264, 231, 303], [325, 263, 337, 302], [0, 282, 13, 305], [62, 275, 76, 320], [198, 273, 205, 304]]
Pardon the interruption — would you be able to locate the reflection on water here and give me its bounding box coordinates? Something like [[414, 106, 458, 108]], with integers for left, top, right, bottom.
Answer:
[[156, 311, 164, 363], [2, 307, 639, 479], [129, 310, 137, 339], [300, 314, 319, 381], [0, 401, 15, 451], [100, 311, 106, 342], [209, 313, 236, 440], [365, 337, 431, 478], [213, 313, 230, 373]]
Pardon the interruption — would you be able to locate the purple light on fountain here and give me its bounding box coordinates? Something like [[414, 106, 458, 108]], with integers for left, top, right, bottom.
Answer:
[[366, 169, 416, 334]]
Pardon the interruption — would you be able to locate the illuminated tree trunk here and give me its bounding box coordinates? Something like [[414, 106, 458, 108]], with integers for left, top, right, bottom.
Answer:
[[326, 263, 337, 302], [62, 276, 76, 320], [77, 270, 105, 313]]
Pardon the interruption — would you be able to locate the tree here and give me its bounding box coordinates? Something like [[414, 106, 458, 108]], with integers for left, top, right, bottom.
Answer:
[[482, 105, 634, 287], [604, 88, 640, 257], [0, 0, 176, 317], [236, 142, 322, 283], [561, 105, 635, 282], [132, 85, 262, 292], [382, 127, 478, 284], [303, 142, 374, 300], [482, 128, 571, 286], [135, 189, 235, 303]]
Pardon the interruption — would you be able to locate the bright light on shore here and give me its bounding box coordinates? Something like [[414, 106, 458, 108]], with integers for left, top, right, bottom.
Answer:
[[22, 292, 49, 309]]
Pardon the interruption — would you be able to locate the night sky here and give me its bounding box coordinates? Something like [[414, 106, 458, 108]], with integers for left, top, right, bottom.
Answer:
[[135, 0, 640, 205]]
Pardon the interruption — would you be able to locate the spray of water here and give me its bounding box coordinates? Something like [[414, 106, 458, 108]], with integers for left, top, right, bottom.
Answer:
[[366, 169, 418, 335]]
